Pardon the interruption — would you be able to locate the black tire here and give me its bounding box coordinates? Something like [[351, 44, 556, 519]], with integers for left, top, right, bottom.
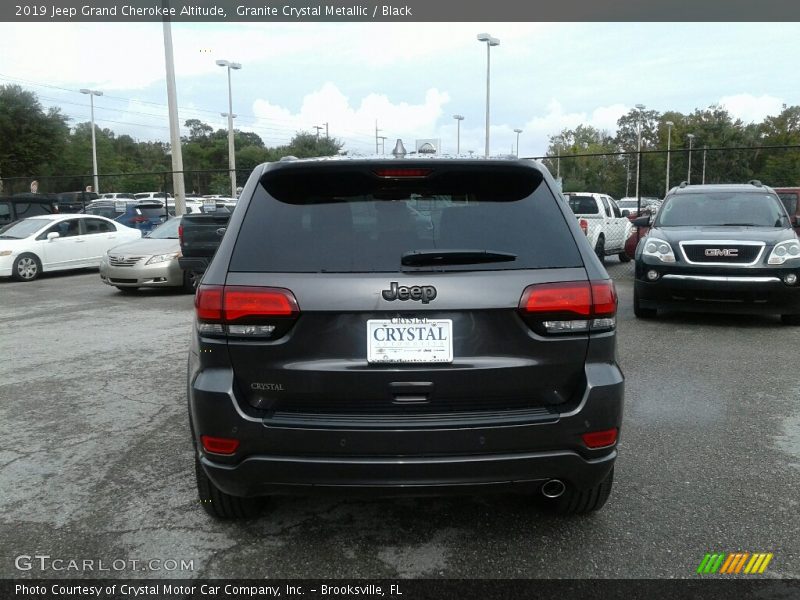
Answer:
[[195, 454, 261, 519], [183, 270, 201, 294], [633, 288, 657, 319], [116, 286, 139, 294], [12, 253, 42, 281], [618, 251, 631, 263], [544, 467, 614, 515], [781, 314, 800, 325], [594, 236, 605, 263]]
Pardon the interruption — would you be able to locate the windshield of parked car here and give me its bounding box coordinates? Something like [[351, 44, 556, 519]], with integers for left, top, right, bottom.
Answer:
[[655, 192, 789, 227], [566, 195, 599, 214], [230, 165, 583, 273], [0, 218, 49, 239], [146, 217, 180, 239]]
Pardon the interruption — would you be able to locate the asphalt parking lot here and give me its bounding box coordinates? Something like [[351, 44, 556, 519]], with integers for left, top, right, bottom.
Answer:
[[1, 262, 798, 579]]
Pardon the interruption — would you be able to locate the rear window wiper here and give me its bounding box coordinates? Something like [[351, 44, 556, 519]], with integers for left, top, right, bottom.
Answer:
[[401, 249, 517, 266]]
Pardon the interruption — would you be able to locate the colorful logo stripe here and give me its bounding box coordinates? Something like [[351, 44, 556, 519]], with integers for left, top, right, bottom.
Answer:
[[697, 553, 773, 574]]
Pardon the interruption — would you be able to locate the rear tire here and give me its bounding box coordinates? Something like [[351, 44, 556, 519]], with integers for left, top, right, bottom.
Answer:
[[12, 253, 42, 281], [633, 289, 657, 319], [195, 454, 261, 519], [116, 286, 139, 294], [594, 236, 605, 263], [183, 270, 200, 294], [542, 467, 614, 515], [781, 314, 800, 325], [618, 252, 631, 263]]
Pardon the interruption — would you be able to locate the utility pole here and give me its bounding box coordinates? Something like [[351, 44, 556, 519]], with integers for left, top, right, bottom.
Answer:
[[314, 125, 324, 140], [324, 122, 329, 139], [375, 120, 381, 154], [378, 136, 387, 154], [702, 146, 708, 184], [162, 15, 186, 215]]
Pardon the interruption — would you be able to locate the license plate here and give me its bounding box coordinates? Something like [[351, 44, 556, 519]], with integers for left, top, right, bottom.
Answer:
[[367, 318, 453, 364]]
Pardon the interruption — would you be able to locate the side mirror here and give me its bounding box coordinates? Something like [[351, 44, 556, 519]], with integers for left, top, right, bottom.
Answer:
[[621, 209, 630, 217], [632, 215, 651, 228], [47, 231, 60, 240]]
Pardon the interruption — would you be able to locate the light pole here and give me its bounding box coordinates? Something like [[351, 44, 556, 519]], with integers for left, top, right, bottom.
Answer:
[[556, 135, 563, 180], [513, 128, 523, 158], [686, 133, 695, 184], [665, 120, 674, 195], [477, 33, 500, 158], [216, 59, 242, 200], [702, 146, 708, 184], [80, 88, 103, 194], [634, 103, 645, 199], [453, 114, 464, 154]]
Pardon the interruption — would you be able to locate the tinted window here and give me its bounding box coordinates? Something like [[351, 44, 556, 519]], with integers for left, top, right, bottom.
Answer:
[[566, 195, 599, 214], [84, 218, 115, 234], [147, 217, 181, 239], [138, 207, 168, 219], [656, 192, 788, 227], [778, 192, 798, 216], [230, 166, 582, 273], [84, 205, 119, 219], [610, 200, 622, 218]]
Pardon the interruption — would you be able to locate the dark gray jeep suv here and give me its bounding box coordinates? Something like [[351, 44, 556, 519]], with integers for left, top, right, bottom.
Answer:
[[188, 148, 624, 518]]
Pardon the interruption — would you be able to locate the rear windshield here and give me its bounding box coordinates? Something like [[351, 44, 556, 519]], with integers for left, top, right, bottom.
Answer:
[[778, 192, 798, 216], [566, 195, 599, 214], [85, 205, 118, 219], [655, 192, 789, 227], [230, 165, 582, 273], [138, 207, 168, 219]]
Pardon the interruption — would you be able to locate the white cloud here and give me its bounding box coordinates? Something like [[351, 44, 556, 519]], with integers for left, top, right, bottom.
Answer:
[[251, 83, 450, 151], [718, 94, 785, 123]]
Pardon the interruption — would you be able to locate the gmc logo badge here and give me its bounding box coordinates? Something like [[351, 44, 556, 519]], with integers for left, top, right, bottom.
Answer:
[[382, 282, 437, 303], [705, 248, 739, 257]]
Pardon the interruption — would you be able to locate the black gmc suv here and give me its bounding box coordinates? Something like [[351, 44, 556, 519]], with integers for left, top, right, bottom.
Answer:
[[633, 182, 800, 323], [188, 147, 624, 519]]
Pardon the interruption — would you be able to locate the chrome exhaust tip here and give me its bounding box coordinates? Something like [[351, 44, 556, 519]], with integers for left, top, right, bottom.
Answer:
[[541, 479, 566, 499]]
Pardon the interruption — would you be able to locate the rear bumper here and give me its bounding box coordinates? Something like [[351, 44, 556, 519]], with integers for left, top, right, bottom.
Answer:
[[635, 269, 800, 315], [189, 362, 624, 497]]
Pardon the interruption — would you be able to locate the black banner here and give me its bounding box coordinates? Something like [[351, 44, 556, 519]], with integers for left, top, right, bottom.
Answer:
[[2, 0, 800, 22], [3, 579, 800, 600]]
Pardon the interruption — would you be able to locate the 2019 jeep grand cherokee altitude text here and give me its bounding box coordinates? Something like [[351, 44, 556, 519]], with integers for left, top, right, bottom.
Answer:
[[188, 151, 625, 519]]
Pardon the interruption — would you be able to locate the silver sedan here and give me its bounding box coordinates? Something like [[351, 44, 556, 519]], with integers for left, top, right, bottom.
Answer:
[[99, 217, 198, 294]]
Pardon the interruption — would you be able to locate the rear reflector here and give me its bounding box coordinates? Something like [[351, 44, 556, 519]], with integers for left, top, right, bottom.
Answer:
[[373, 168, 432, 178], [581, 428, 618, 449], [201, 435, 240, 455]]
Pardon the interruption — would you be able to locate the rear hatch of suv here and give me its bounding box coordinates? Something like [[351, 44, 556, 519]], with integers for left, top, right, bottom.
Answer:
[[204, 161, 608, 424]]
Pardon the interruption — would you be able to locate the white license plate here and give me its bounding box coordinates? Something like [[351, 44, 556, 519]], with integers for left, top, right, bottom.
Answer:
[[367, 319, 453, 364]]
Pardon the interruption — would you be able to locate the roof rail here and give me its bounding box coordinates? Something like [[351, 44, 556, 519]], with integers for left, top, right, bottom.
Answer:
[[749, 179, 763, 187], [678, 181, 688, 188]]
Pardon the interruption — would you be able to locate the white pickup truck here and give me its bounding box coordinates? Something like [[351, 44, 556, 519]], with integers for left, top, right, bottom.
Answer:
[[564, 192, 632, 263]]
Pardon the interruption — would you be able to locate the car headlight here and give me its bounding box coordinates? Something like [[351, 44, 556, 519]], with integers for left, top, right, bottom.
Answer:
[[145, 252, 180, 265], [768, 240, 800, 265], [642, 237, 676, 263]]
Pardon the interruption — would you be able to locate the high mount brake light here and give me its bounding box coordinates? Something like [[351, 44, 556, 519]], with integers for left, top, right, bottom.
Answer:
[[373, 168, 432, 178]]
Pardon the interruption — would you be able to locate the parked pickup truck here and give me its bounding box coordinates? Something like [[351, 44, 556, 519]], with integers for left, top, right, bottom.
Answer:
[[178, 210, 232, 284], [564, 192, 632, 263]]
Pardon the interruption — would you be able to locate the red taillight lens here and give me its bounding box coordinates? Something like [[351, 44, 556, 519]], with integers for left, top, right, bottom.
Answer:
[[591, 280, 617, 317], [521, 281, 592, 317], [373, 168, 432, 178], [131, 215, 148, 223], [223, 286, 299, 321], [178, 223, 184, 244], [195, 284, 299, 324], [581, 428, 618, 449], [201, 435, 240, 455], [579, 218, 588, 235], [195, 284, 224, 321]]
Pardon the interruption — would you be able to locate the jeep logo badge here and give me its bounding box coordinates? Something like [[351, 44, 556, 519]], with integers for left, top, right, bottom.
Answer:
[[382, 282, 437, 303], [705, 248, 739, 257]]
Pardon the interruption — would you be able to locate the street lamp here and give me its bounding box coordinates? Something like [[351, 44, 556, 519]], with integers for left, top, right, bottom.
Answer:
[[634, 103, 645, 199], [453, 114, 464, 154], [216, 59, 242, 199], [686, 133, 695, 184], [80, 88, 103, 194], [664, 120, 674, 195], [702, 146, 708, 184], [513, 128, 523, 158], [477, 33, 500, 158]]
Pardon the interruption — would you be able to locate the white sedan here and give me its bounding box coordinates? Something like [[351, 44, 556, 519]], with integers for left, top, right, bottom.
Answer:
[[0, 214, 142, 281]]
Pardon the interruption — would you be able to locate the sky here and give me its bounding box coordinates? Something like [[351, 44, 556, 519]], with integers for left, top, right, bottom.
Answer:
[[0, 22, 797, 157]]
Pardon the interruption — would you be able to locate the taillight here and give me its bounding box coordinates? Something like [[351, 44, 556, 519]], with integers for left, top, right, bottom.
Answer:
[[579, 218, 588, 235], [519, 280, 617, 334], [178, 223, 184, 245], [581, 428, 618, 449], [195, 284, 299, 338], [131, 215, 148, 223], [201, 435, 240, 455]]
